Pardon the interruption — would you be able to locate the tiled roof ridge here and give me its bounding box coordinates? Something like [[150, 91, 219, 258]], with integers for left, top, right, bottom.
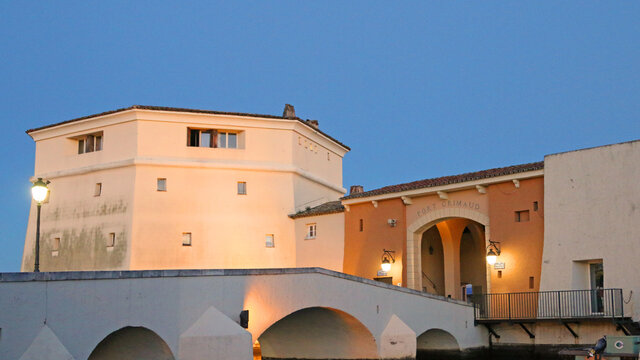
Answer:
[[342, 161, 544, 200], [288, 200, 345, 219], [25, 104, 350, 150]]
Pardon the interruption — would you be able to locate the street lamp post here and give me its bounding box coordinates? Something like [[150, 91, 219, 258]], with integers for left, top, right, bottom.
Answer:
[[31, 178, 50, 272]]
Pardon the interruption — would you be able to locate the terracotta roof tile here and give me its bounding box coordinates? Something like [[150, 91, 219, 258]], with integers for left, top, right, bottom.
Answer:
[[342, 161, 544, 200], [288, 201, 345, 219], [25, 105, 350, 150]]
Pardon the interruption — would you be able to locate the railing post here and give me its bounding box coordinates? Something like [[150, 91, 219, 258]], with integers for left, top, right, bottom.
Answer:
[[508, 293, 512, 321], [610, 289, 615, 319], [557, 291, 562, 318]]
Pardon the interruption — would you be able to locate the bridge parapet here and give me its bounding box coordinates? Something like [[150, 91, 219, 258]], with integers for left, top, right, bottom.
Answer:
[[0, 268, 487, 359]]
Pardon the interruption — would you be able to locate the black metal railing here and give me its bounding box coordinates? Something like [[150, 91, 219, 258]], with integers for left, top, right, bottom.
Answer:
[[473, 288, 624, 322]]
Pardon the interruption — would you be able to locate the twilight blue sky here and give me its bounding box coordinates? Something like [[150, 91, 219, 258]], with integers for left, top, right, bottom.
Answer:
[[0, 2, 638, 272]]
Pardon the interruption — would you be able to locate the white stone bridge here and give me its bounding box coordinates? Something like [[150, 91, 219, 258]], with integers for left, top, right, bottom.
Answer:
[[0, 268, 487, 359]]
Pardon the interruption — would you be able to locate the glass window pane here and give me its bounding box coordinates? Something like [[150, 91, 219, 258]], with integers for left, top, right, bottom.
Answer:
[[95, 136, 103, 151], [189, 129, 199, 147], [86, 135, 94, 153], [228, 133, 237, 148], [237, 182, 246, 195], [182, 233, 192, 246], [78, 140, 85, 154], [219, 132, 227, 148], [84, 135, 95, 152], [200, 131, 211, 147], [265, 234, 274, 248], [157, 178, 167, 191]]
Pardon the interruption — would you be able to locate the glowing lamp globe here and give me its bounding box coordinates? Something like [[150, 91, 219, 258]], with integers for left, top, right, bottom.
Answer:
[[31, 178, 49, 203], [486, 248, 498, 266], [381, 259, 392, 272]]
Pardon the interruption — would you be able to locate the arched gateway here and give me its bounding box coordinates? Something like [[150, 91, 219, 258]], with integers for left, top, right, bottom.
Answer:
[[406, 207, 491, 298]]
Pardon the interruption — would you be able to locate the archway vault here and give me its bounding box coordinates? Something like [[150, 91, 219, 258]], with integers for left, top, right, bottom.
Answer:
[[406, 207, 490, 292], [417, 328, 460, 351], [257, 306, 378, 360], [88, 326, 175, 360]]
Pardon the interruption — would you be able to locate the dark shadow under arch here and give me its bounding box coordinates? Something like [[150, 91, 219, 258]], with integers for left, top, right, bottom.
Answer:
[[417, 328, 460, 351], [459, 224, 487, 298], [258, 307, 378, 360], [88, 326, 175, 360], [421, 226, 445, 296]]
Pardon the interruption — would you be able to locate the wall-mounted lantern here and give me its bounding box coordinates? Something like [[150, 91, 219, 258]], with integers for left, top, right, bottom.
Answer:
[[486, 240, 501, 266], [381, 249, 396, 272], [387, 219, 397, 227]]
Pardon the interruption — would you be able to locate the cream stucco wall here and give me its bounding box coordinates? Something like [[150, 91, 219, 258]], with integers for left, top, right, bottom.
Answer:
[[23, 108, 348, 271], [540, 140, 640, 319], [22, 166, 135, 272], [294, 212, 345, 272], [130, 166, 297, 269]]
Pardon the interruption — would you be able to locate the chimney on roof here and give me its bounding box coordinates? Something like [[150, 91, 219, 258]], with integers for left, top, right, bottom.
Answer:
[[283, 104, 296, 119], [350, 185, 364, 194], [306, 119, 319, 129]]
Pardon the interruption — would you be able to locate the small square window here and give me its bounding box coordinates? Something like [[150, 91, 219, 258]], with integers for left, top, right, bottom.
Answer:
[[305, 224, 317, 239], [497, 270, 502, 279], [94, 183, 102, 197], [529, 276, 535, 289], [182, 232, 192, 246], [106, 233, 115, 247], [515, 210, 530, 222], [76, 132, 103, 154], [188, 128, 239, 149], [265, 234, 275, 248], [533, 201, 539, 211], [52, 237, 60, 256], [237, 182, 247, 195], [157, 178, 167, 192], [359, 219, 364, 232]]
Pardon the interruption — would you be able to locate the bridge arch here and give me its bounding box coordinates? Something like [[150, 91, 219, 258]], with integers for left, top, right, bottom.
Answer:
[[88, 326, 175, 360], [407, 207, 491, 294], [256, 306, 378, 360], [416, 329, 460, 353]]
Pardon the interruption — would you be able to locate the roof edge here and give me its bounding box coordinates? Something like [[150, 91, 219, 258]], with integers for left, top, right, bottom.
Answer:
[[25, 105, 350, 150], [288, 208, 345, 219], [288, 200, 345, 219], [342, 161, 544, 200]]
